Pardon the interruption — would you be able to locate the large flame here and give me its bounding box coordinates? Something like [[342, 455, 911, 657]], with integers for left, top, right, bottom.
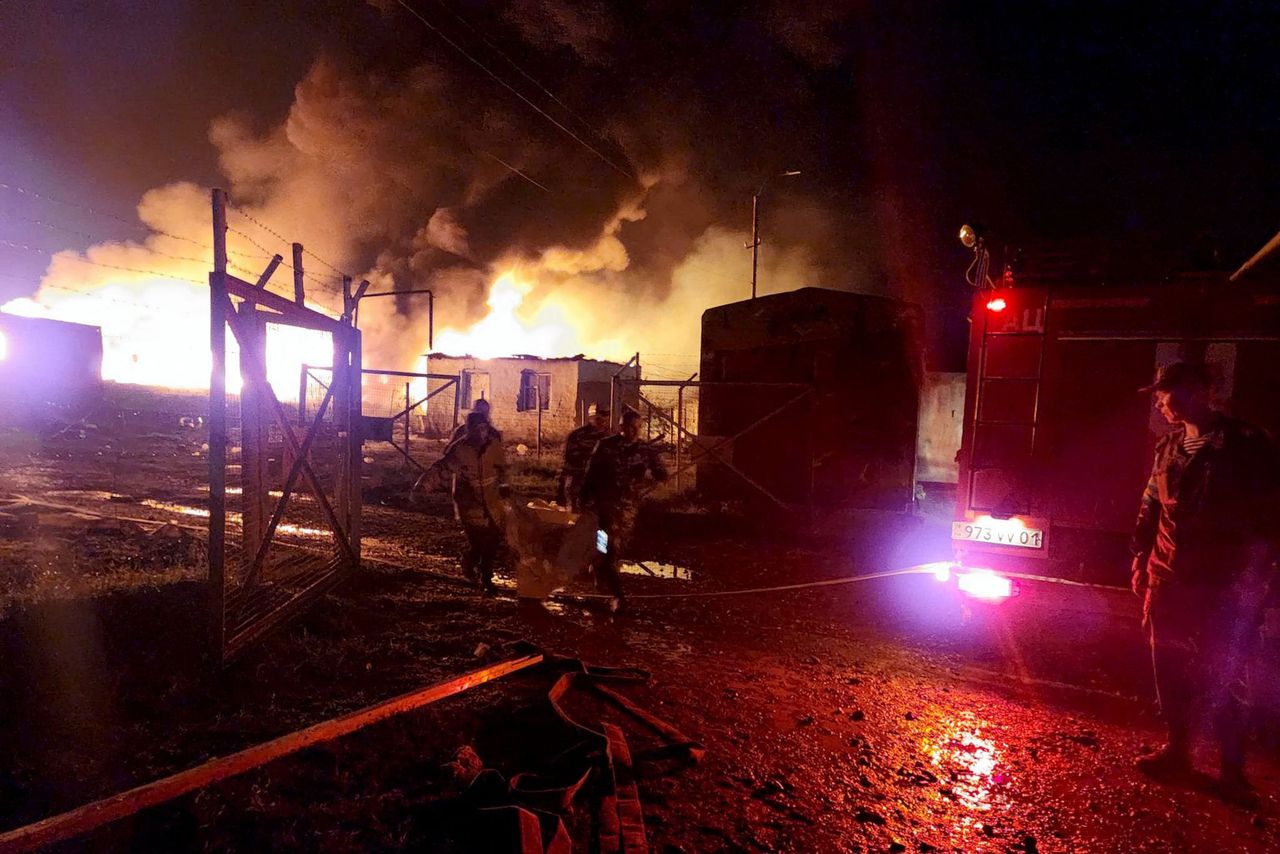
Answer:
[[433, 269, 579, 359], [2, 267, 334, 395]]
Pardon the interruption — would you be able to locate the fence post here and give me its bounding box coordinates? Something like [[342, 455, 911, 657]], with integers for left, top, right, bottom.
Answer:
[[292, 243, 304, 306], [209, 188, 228, 656], [404, 381, 411, 466], [676, 383, 684, 491]]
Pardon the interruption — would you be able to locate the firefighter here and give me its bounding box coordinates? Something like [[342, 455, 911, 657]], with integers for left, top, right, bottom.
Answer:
[[558, 405, 610, 510], [416, 410, 510, 593], [580, 409, 669, 611], [1129, 361, 1279, 802], [452, 397, 500, 443]]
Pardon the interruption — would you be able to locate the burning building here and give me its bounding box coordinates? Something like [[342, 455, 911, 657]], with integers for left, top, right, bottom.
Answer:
[[0, 312, 103, 416], [420, 354, 638, 443]]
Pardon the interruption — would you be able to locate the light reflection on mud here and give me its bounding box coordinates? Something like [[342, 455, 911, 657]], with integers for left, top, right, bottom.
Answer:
[[921, 712, 1006, 814], [139, 499, 329, 538]]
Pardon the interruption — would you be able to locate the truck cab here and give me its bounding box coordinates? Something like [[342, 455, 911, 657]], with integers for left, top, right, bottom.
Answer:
[[953, 277, 1280, 587]]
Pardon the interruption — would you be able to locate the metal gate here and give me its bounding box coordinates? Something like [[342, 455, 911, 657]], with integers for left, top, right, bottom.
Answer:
[[208, 189, 363, 664], [301, 365, 461, 474], [614, 376, 814, 511]]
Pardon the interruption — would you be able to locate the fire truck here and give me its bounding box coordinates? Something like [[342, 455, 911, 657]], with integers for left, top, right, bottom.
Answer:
[[949, 235, 1280, 593]]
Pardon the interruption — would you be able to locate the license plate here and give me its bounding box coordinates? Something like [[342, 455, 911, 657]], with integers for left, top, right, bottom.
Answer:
[[952, 521, 1045, 549]]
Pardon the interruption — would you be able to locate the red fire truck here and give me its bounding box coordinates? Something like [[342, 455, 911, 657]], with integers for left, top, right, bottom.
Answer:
[[950, 263, 1280, 593]]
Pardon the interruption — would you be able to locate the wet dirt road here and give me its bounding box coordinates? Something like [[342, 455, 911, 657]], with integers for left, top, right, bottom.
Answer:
[[502, 563, 1280, 854], [2, 432, 1278, 852]]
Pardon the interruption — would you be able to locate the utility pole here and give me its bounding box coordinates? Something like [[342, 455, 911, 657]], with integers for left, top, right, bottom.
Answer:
[[747, 170, 800, 300], [750, 192, 761, 300]]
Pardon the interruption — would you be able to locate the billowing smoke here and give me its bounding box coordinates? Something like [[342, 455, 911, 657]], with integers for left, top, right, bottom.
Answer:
[[5, 2, 881, 386]]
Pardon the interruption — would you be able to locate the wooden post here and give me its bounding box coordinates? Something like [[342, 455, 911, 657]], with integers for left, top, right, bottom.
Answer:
[[348, 327, 363, 564], [292, 243, 304, 306], [332, 327, 349, 557], [536, 382, 542, 459], [239, 308, 269, 564], [452, 378, 460, 434], [676, 383, 684, 491], [342, 275, 353, 320], [209, 189, 228, 654], [298, 364, 309, 425], [404, 381, 411, 466]]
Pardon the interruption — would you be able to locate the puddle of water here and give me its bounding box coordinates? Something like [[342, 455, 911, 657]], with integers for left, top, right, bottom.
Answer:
[[139, 499, 330, 538], [619, 562, 694, 581], [197, 486, 308, 501], [141, 499, 210, 519], [920, 712, 1007, 814], [46, 490, 120, 502]]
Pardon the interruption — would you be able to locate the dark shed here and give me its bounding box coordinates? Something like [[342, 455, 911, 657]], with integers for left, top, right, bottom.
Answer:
[[697, 288, 923, 512], [0, 313, 103, 412]]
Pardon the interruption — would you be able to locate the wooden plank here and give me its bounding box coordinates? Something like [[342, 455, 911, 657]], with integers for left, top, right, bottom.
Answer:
[[0, 654, 544, 853], [254, 255, 283, 289], [223, 273, 340, 332]]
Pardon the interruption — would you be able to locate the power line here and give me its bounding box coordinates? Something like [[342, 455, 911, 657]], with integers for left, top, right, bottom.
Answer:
[[480, 150, 552, 194], [226, 205, 350, 280], [0, 180, 210, 250], [393, 0, 636, 182], [0, 239, 207, 285], [424, 0, 607, 143]]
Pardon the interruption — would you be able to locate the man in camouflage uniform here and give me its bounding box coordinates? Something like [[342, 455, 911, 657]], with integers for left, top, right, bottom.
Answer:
[[580, 409, 668, 610], [1129, 362, 1278, 802], [417, 411, 510, 593], [558, 405, 610, 511]]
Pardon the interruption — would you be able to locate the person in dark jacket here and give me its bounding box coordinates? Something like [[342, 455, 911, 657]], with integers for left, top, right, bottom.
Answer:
[[558, 405, 610, 510], [580, 409, 668, 611], [451, 397, 500, 443], [416, 411, 510, 593], [1129, 361, 1279, 801]]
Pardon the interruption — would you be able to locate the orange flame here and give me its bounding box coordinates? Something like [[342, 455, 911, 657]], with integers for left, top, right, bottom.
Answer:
[[433, 269, 579, 358]]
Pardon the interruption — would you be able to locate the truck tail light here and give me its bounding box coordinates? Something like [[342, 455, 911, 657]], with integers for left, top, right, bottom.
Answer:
[[985, 296, 1007, 312], [956, 568, 1015, 601]]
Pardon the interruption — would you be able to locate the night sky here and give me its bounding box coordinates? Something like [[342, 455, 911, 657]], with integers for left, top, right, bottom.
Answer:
[[3, 0, 1278, 367]]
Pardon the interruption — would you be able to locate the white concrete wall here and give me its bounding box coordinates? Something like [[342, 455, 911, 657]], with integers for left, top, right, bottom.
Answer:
[[916, 371, 966, 484], [420, 356, 617, 443]]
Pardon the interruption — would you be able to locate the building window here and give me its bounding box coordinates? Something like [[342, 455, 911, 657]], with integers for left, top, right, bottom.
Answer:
[[459, 370, 489, 410], [517, 369, 550, 411]]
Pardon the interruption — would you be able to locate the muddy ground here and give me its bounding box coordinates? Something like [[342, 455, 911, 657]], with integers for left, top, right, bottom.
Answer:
[[1, 412, 1278, 853]]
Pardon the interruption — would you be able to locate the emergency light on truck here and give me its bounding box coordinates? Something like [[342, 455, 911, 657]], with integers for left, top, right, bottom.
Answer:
[[955, 568, 1015, 601], [927, 563, 1017, 602]]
